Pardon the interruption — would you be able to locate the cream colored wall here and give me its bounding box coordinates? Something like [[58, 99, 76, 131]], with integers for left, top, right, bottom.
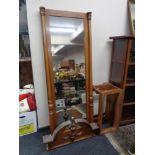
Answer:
[[62, 46, 84, 64], [26, 0, 130, 128]]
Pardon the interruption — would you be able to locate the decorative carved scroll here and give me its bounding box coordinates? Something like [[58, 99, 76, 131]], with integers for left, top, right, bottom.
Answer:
[[43, 118, 99, 150]]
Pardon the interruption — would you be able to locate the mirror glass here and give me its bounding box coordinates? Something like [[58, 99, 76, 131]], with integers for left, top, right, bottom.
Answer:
[[49, 16, 86, 125]]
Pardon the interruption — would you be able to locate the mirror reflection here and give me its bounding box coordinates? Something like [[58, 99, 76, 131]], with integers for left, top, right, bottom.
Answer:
[[49, 16, 86, 125]]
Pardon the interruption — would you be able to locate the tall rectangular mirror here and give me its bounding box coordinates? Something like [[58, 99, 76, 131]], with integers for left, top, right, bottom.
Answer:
[[40, 8, 96, 150], [49, 16, 86, 125]]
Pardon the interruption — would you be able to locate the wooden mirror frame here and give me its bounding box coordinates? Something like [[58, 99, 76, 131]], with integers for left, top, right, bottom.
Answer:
[[40, 7, 94, 133]]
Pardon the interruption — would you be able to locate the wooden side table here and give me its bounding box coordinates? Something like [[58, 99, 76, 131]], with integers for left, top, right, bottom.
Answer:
[[94, 83, 123, 134]]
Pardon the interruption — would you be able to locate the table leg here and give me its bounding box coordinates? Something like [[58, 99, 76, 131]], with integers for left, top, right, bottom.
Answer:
[[97, 94, 104, 131], [113, 90, 124, 128]]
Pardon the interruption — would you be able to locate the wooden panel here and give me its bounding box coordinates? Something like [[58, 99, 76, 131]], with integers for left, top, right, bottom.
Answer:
[[40, 7, 57, 132], [109, 36, 135, 125], [46, 9, 86, 18], [40, 7, 95, 150]]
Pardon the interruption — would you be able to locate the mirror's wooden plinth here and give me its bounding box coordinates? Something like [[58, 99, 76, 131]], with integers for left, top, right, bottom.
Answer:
[[43, 119, 99, 150]]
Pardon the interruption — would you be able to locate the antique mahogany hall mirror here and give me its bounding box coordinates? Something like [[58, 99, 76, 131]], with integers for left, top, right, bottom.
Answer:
[[40, 7, 98, 150]]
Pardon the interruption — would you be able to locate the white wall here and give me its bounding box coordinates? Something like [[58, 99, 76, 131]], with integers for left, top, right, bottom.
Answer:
[[62, 46, 84, 64], [26, 0, 130, 128]]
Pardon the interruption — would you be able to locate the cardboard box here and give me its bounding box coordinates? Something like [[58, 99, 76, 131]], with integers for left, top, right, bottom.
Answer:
[[19, 111, 37, 136], [60, 60, 75, 69]]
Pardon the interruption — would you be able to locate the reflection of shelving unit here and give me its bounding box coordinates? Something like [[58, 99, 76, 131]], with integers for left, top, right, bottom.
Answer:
[[55, 78, 85, 106], [107, 36, 135, 125], [55, 79, 85, 84], [19, 30, 33, 88]]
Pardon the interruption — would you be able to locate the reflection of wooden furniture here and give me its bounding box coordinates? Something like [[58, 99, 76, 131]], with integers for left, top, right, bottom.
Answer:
[[107, 36, 135, 125], [40, 7, 98, 150], [19, 57, 33, 88], [94, 83, 123, 134]]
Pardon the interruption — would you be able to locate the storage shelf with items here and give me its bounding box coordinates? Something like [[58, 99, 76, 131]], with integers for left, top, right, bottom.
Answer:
[[106, 35, 135, 125], [19, 31, 33, 88], [19, 1, 37, 136]]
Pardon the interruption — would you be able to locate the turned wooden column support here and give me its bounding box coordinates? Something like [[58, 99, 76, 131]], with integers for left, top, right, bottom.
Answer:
[[87, 12, 94, 123], [40, 7, 57, 132], [40, 7, 46, 16]]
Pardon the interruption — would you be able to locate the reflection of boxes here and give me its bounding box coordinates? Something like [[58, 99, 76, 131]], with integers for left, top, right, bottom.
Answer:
[[56, 99, 65, 108], [93, 92, 99, 115], [81, 93, 86, 104], [61, 60, 75, 69], [19, 111, 37, 136]]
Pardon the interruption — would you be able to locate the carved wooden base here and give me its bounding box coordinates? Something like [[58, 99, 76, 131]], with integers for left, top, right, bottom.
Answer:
[[43, 118, 99, 150]]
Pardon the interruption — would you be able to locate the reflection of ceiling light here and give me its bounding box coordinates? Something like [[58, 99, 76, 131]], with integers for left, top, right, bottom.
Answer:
[[50, 27, 76, 34], [51, 46, 56, 52]]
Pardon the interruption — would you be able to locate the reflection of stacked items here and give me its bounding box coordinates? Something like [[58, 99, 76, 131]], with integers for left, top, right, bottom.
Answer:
[[93, 91, 99, 115], [76, 90, 86, 104], [63, 83, 76, 96], [60, 60, 75, 69], [66, 97, 82, 106]]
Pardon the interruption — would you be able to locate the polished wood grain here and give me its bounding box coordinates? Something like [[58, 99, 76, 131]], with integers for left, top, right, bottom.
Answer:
[[108, 36, 135, 125], [46, 9, 86, 18], [43, 118, 99, 150], [94, 83, 123, 133], [40, 7, 95, 150], [83, 13, 90, 121], [122, 39, 132, 88], [87, 12, 94, 122], [40, 7, 56, 132], [97, 94, 103, 131]]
